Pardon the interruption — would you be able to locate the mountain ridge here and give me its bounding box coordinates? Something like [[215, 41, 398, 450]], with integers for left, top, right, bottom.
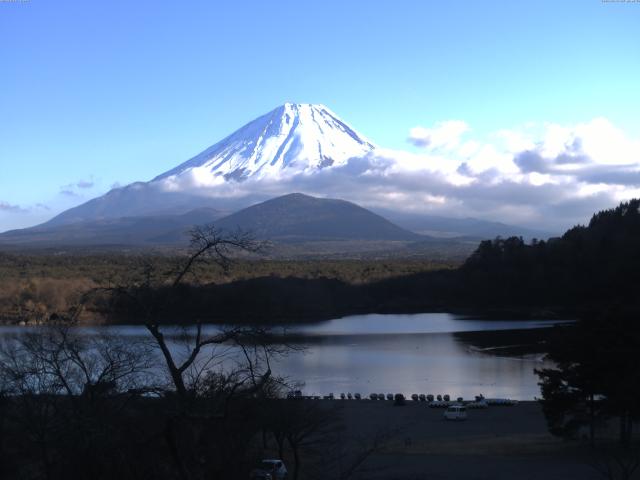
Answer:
[[0, 194, 423, 247], [377, 209, 556, 240], [214, 193, 422, 242]]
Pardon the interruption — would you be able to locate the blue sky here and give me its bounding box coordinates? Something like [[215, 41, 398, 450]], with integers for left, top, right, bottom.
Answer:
[[1, 0, 639, 231]]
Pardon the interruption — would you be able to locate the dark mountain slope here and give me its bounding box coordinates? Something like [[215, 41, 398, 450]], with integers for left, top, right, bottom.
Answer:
[[0, 208, 224, 246], [214, 193, 423, 242]]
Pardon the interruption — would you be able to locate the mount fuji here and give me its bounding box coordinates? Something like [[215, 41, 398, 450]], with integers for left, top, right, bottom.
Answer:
[[155, 103, 376, 183], [0, 103, 552, 247], [42, 103, 377, 227]]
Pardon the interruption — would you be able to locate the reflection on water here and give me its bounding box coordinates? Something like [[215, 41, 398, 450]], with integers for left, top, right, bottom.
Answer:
[[289, 312, 567, 336], [0, 313, 566, 400], [274, 331, 553, 400], [269, 313, 564, 400]]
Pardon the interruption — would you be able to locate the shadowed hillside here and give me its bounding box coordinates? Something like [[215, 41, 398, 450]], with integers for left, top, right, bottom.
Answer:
[[215, 193, 422, 242]]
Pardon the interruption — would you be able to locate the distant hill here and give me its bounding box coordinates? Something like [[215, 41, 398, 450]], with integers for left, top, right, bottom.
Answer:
[[377, 210, 556, 240], [0, 208, 225, 246], [0, 194, 424, 247], [41, 183, 229, 227], [215, 193, 423, 242]]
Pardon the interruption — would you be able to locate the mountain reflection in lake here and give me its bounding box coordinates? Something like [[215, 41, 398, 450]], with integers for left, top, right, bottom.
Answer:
[[0, 313, 567, 400], [270, 313, 566, 400]]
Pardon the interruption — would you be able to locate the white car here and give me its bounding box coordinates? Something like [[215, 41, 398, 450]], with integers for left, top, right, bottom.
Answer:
[[443, 405, 467, 421], [250, 459, 288, 480]]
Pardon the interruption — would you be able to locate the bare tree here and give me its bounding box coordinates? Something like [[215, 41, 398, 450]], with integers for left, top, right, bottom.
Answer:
[[99, 225, 300, 480], [104, 225, 277, 399], [0, 225, 301, 479], [0, 323, 154, 480], [0, 324, 153, 402]]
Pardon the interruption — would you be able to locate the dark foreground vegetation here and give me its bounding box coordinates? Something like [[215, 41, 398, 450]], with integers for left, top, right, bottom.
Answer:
[[535, 309, 640, 480], [0, 324, 368, 480]]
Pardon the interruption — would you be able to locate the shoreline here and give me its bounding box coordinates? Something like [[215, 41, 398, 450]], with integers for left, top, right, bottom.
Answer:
[[0, 307, 576, 327]]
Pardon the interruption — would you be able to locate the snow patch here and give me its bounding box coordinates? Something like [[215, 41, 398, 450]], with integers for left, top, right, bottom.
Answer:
[[154, 103, 376, 185]]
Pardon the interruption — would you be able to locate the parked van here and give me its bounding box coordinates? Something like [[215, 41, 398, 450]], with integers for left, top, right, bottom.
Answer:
[[444, 405, 467, 421]]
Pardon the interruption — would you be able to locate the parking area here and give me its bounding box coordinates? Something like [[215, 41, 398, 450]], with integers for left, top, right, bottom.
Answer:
[[331, 400, 600, 480]]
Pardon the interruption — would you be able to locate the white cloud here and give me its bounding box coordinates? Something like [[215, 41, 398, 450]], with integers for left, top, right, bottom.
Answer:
[[408, 120, 470, 150], [394, 118, 640, 230]]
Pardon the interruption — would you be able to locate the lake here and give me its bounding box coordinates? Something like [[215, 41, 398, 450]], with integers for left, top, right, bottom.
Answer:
[[0, 313, 568, 400], [268, 313, 565, 400]]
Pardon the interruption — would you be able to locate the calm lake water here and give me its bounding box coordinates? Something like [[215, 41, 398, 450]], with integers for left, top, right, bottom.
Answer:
[[269, 313, 565, 400], [0, 313, 568, 400]]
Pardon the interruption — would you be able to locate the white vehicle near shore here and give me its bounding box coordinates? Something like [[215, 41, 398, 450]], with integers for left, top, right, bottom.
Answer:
[[444, 405, 468, 421]]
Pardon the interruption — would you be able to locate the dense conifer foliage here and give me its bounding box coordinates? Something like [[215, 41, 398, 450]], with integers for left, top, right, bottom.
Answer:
[[458, 199, 640, 312]]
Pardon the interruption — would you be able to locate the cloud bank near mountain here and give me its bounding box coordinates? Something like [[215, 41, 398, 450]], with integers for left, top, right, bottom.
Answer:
[[154, 117, 640, 232]]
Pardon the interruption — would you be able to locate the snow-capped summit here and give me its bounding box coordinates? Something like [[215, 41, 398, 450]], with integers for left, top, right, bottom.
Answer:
[[154, 103, 376, 183]]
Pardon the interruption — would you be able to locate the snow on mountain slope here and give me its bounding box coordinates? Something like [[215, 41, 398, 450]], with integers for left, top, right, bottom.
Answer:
[[154, 103, 376, 184], [36, 103, 376, 226]]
